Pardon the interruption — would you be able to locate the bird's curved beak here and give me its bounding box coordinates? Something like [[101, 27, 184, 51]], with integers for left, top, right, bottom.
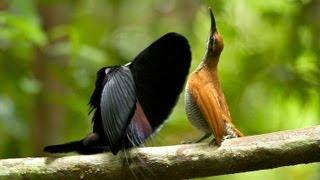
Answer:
[[209, 7, 217, 33]]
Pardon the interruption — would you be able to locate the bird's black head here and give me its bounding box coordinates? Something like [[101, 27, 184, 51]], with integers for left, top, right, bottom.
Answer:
[[207, 7, 224, 58]]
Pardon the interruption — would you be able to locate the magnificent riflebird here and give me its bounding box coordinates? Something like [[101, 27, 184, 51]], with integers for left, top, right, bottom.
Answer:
[[44, 33, 191, 155], [185, 8, 243, 145]]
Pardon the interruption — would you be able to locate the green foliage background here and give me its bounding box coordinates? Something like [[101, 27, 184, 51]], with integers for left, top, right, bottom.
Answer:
[[0, 0, 319, 179]]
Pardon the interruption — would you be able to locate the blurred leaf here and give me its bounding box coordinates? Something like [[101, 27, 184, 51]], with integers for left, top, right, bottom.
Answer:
[[0, 12, 47, 46]]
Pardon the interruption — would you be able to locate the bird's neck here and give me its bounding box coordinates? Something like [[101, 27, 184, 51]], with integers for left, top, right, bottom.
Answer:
[[197, 51, 220, 71]]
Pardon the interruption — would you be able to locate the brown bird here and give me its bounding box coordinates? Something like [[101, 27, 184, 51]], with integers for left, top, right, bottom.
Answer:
[[185, 8, 243, 145]]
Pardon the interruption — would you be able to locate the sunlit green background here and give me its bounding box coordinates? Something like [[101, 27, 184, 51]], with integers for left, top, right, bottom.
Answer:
[[0, 0, 319, 179]]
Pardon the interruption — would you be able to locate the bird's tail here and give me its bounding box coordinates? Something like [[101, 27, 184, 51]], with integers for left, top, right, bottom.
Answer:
[[225, 122, 244, 138], [44, 140, 83, 153]]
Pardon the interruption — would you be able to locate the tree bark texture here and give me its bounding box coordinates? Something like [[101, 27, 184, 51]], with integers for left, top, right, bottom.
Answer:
[[0, 125, 319, 179]]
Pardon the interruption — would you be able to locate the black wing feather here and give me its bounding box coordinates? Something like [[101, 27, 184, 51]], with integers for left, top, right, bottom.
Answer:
[[88, 67, 109, 113], [129, 32, 191, 128], [100, 66, 136, 154]]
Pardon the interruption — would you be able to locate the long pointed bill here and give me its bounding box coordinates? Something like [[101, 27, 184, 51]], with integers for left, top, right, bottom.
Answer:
[[209, 7, 217, 33]]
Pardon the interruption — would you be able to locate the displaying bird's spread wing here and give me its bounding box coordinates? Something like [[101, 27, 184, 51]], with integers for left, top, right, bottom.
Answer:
[[45, 33, 191, 155], [187, 72, 225, 145], [129, 32, 191, 129], [88, 67, 109, 113], [99, 66, 137, 154]]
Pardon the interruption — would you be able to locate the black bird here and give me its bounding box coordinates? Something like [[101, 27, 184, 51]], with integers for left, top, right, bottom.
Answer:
[[44, 32, 192, 155]]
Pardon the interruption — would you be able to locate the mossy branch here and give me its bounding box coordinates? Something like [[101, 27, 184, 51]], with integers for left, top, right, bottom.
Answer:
[[0, 126, 320, 179]]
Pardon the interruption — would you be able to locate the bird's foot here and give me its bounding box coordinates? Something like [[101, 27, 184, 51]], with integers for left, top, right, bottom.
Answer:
[[181, 140, 193, 144], [223, 134, 234, 140], [209, 136, 223, 146], [209, 138, 218, 146], [209, 139, 215, 146], [181, 134, 211, 144]]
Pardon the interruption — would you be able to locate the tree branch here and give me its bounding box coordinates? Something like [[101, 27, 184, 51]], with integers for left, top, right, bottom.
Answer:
[[1, 126, 320, 179]]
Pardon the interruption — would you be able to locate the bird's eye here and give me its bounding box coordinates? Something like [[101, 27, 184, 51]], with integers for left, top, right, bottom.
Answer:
[[210, 37, 215, 44]]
